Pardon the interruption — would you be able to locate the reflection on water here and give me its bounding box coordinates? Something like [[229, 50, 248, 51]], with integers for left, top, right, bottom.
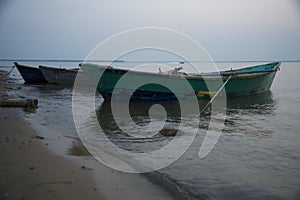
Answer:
[[93, 92, 277, 169], [227, 91, 276, 111], [96, 100, 183, 153], [224, 92, 276, 138], [96, 92, 276, 140]]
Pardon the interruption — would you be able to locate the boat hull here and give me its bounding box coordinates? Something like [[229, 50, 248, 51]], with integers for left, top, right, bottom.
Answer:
[[81, 62, 280, 101], [14, 62, 47, 84], [39, 66, 80, 85]]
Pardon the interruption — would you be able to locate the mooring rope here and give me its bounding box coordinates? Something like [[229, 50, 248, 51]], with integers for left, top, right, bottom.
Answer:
[[0, 66, 15, 79], [200, 75, 232, 114]]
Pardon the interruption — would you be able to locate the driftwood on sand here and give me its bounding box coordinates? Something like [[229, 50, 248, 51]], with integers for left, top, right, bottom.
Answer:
[[1, 98, 38, 110]]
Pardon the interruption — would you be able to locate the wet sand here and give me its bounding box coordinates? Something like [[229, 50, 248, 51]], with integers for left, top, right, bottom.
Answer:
[[0, 72, 174, 200]]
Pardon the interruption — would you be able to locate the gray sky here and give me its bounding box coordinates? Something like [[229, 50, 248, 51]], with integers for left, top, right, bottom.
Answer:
[[0, 0, 299, 61]]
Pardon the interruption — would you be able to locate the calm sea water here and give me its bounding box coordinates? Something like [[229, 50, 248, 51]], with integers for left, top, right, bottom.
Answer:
[[1, 61, 300, 199]]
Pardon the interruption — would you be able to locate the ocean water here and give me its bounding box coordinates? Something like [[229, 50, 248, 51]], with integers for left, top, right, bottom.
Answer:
[[1, 61, 300, 199]]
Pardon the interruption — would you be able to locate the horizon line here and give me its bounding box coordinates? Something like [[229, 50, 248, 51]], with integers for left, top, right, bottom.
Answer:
[[0, 58, 299, 63]]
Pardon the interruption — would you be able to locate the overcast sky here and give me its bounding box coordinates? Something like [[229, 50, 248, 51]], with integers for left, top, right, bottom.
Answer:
[[0, 0, 299, 61]]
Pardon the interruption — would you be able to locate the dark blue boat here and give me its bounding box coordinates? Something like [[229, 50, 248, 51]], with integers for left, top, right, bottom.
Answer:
[[14, 62, 48, 84]]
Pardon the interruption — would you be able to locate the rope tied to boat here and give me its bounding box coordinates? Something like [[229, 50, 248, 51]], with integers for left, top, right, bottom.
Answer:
[[0, 66, 15, 79], [200, 75, 232, 114]]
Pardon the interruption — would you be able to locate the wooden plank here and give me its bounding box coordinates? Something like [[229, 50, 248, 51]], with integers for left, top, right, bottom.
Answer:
[[1, 99, 38, 108]]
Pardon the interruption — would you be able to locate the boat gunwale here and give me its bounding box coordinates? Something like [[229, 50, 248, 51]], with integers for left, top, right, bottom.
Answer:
[[88, 62, 280, 81], [39, 65, 80, 72], [14, 62, 40, 70]]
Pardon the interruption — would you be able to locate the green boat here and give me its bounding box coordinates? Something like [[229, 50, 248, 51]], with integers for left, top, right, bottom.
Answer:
[[79, 62, 280, 101]]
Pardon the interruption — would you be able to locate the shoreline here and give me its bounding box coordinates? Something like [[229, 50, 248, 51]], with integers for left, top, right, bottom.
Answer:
[[0, 73, 103, 199], [0, 71, 175, 200]]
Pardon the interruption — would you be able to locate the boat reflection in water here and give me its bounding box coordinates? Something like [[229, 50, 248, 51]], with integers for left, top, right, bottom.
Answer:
[[224, 91, 276, 138], [226, 91, 275, 111], [95, 91, 276, 148]]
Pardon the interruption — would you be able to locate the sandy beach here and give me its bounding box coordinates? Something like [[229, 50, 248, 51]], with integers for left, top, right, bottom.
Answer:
[[0, 71, 175, 200]]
